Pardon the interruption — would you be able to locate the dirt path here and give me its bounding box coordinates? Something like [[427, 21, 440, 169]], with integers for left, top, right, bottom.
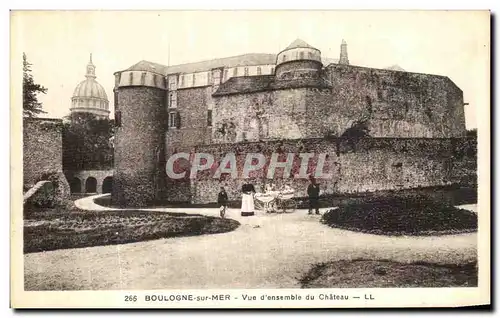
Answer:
[[24, 195, 477, 290]]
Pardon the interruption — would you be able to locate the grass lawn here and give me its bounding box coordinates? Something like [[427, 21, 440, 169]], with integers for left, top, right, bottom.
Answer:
[[321, 195, 477, 236], [300, 259, 478, 288], [24, 208, 240, 253]]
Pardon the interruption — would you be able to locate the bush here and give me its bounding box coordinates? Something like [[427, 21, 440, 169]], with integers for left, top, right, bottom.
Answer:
[[321, 195, 477, 236], [37, 170, 71, 207], [24, 208, 240, 253], [300, 259, 478, 288]]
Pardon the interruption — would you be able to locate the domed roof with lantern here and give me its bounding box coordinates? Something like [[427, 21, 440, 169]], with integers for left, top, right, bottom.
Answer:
[[70, 54, 110, 119]]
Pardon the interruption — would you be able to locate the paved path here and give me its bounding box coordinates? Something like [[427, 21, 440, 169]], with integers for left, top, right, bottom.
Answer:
[[24, 194, 477, 290]]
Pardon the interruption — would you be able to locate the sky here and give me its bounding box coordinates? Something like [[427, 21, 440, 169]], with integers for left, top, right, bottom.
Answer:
[[11, 10, 489, 129]]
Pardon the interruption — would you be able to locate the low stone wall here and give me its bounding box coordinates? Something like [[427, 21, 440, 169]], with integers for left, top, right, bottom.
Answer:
[[186, 137, 476, 204], [23, 118, 64, 187]]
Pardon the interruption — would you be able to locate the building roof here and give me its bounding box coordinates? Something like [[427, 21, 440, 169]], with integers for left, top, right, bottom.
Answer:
[[124, 54, 339, 76], [126, 53, 277, 75], [213, 75, 332, 96], [284, 39, 317, 50], [384, 64, 406, 72], [125, 60, 169, 75]]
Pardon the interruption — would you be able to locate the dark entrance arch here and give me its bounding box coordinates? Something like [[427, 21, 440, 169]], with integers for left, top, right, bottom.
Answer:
[[102, 176, 113, 194], [69, 177, 81, 193], [85, 177, 97, 193]]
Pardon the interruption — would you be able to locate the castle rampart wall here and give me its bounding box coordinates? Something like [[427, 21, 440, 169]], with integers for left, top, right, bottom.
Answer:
[[187, 137, 476, 204], [23, 118, 64, 187]]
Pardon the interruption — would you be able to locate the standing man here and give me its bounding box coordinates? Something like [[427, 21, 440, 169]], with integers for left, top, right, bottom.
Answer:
[[217, 186, 228, 218], [307, 176, 321, 215]]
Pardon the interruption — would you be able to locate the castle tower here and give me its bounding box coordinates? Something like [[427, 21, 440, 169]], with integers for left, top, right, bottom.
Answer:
[[70, 54, 110, 119], [275, 39, 323, 80], [339, 39, 349, 65], [112, 62, 167, 207]]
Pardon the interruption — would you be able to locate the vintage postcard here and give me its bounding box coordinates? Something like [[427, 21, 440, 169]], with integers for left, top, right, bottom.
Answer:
[[10, 10, 490, 308]]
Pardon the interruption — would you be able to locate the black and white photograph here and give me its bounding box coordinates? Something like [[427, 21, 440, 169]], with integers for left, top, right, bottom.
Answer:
[[10, 10, 490, 308]]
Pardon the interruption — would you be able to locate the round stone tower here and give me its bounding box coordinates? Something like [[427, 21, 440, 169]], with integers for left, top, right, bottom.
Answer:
[[275, 39, 323, 80], [112, 63, 167, 207]]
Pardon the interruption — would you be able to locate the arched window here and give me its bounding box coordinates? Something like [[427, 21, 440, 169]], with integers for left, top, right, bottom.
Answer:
[[69, 177, 81, 193], [102, 176, 113, 194], [85, 177, 97, 193]]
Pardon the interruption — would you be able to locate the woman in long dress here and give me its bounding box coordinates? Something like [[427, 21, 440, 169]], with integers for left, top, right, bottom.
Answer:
[[241, 182, 256, 216]]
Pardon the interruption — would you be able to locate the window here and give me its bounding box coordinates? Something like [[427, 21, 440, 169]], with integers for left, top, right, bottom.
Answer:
[[299, 52, 304, 59], [180, 75, 185, 87], [115, 110, 122, 127], [168, 112, 179, 128], [141, 72, 146, 85], [308, 52, 313, 59], [224, 69, 228, 81], [192, 74, 196, 86], [207, 110, 213, 126], [169, 78, 176, 90], [283, 55, 287, 62], [271, 67, 275, 75], [114, 91, 118, 109], [233, 68, 238, 77], [244, 67, 249, 76], [257, 67, 262, 75], [129, 72, 134, 85], [169, 92, 177, 108]]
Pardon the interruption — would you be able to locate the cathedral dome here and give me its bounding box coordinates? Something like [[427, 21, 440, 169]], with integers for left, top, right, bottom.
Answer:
[[70, 54, 110, 119], [73, 79, 108, 100]]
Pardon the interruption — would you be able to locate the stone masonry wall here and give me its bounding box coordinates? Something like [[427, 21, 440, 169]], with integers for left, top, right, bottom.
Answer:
[[164, 86, 212, 202], [212, 88, 309, 144], [209, 65, 465, 145], [320, 65, 466, 138], [113, 86, 167, 207], [23, 118, 64, 187], [166, 86, 212, 157], [185, 137, 476, 204]]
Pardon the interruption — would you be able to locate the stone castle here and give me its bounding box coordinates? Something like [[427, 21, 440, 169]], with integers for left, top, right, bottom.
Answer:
[[111, 39, 471, 207]]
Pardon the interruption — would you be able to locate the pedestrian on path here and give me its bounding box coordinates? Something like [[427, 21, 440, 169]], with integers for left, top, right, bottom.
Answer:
[[241, 182, 256, 216], [217, 187, 228, 218], [307, 176, 320, 215]]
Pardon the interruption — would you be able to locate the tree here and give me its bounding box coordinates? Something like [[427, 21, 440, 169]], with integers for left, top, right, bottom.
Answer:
[[23, 53, 47, 117], [62, 112, 115, 171]]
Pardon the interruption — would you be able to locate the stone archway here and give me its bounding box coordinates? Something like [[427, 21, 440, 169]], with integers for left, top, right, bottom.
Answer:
[[85, 177, 97, 193], [102, 176, 113, 194], [69, 177, 82, 193]]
